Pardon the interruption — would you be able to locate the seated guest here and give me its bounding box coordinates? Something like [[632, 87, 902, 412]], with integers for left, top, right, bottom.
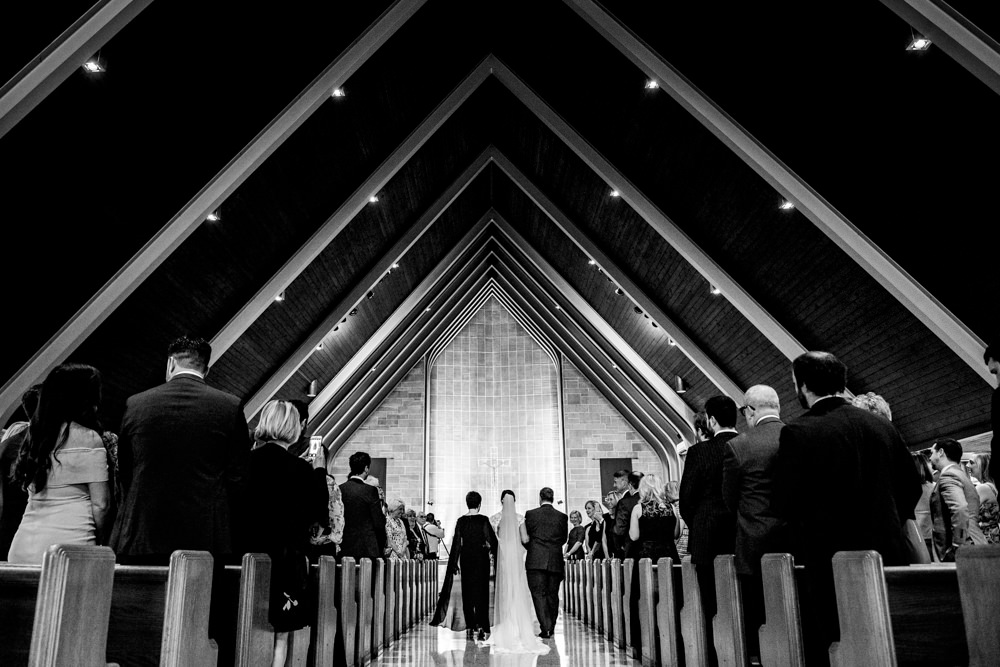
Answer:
[[565, 510, 586, 560], [583, 500, 608, 559], [339, 452, 387, 561], [385, 499, 410, 559], [420, 512, 444, 559], [8, 364, 111, 563], [0, 385, 41, 559], [244, 400, 316, 667], [929, 438, 987, 560]]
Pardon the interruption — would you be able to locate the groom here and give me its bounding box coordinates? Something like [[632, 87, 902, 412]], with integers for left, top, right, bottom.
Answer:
[[523, 487, 568, 638]]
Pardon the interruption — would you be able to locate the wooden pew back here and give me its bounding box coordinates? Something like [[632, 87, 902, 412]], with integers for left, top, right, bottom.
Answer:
[[610, 559, 625, 648], [713, 554, 748, 667], [680, 557, 709, 667], [654, 558, 683, 667], [371, 558, 385, 657], [758, 553, 805, 667], [233, 553, 272, 667], [956, 544, 1000, 666], [830, 551, 896, 667]]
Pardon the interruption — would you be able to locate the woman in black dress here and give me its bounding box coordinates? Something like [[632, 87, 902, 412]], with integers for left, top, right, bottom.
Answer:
[[244, 400, 324, 667], [583, 500, 609, 559], [565, 510, 586, 560]]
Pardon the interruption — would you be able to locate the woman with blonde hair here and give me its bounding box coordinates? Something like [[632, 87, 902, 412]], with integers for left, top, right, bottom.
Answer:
[[629, 473, 681, 561], [385, 498, 410, 559], [245, 399, 319, 667], [968, 453, 998, 543]]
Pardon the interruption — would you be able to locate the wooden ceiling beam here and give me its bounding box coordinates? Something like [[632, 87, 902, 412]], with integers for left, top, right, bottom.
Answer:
[[488, 58, 809, 365], [490, 149, 746, 402], [241, 149, 494, 419], [212, 55, 495, 358], [566, 0, 991, 384], [0, 0, 426, 423], [880, 0, 1000, 96], [0, 0, 154, 140]]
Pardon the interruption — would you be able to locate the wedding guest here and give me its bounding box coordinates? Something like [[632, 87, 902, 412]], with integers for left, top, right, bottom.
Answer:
[[929, 438, 987, 560], [602, 490, 620, 557], [912, 452, 937, 560], [629, 473, 680, 561], [8, 364, 111, 563], [611, 469, 638, 558], [339, 452, 386, 561], [851, 392, 892, 421], [385, 499, 410, 559], [420, 512, 444, 559], [0, 385, 41, 559], [984, 345, 999, 481], [583, 500, 608, 559], [968, 453, 998, 543], [565, 510, 586, 560], [244, 400, 316, 667], [404, 508, 426, 560]]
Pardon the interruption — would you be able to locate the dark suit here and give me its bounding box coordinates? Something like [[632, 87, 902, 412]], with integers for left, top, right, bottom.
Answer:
[[338, 477, 386, 561], [111, 374, 250, 559], [612, 490, 638, 558], [524, 503, 568, 635], [775, 396, 921, 666], [722, 416, 788, 657], [991, 386, 999, 482]]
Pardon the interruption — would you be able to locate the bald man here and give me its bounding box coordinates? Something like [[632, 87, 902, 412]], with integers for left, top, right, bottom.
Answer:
[[722, 385, 789, 660]]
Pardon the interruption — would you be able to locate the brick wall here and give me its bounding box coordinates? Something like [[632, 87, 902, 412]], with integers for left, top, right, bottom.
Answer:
[[329, 361, 425, 509], [562, 358, 664, 519]]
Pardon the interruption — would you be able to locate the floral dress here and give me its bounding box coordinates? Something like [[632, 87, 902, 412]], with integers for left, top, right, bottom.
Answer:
[[386, 516, 409, 559], [978, 482, 999, 544]]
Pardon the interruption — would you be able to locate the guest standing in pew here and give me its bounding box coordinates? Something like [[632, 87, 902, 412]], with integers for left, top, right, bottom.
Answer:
[[583, 500, 609, 559], [680, 395, 739, 667], [611, 469, 638, 559], [338, 451, 387, 561], [565, 511, 586, 560], [774, 351, 921, 667], [602, 490, 621, 557], [404, 508, 426, 560], [385, 499, 411, 559], [0, 385, 40, 559], [984, 344, 999, 482], [911, 452, 938, 561], [8, 364, 111, 563], [928, 438, 987, 561], [244, 400, 317, 667], [967, 453, 999, 544], [721, 385, 788, 661]]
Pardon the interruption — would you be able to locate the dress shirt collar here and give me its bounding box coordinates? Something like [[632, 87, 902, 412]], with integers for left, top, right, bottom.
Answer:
[[754, 415, 781, 427], [714, 428, 739, 436], [171, 369, 205, 380]]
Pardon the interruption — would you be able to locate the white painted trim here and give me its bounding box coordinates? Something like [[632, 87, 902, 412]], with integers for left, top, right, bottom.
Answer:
[[0, 0, 154, 139], [212, 55, 494, 357], [490, 149, 745, 401], [880, 0, 1000, 96], [0, 0, 426, 422], [243, 151, 494, 418], [566, 0, 991, 384], [489, 58, 808, 364]]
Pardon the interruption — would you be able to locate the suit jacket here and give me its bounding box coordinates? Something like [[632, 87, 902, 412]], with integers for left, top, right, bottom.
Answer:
[[992, 386, 999, 482], [722, 417, 789, 575], [613, 490, 638, 556], [338, 477, 387, 561], [524, 504, 568, 573], [775, 397, 921, 566], [930, 464, 987, 560], [680, 431, 739, 564], [110, 374, 250, 558]]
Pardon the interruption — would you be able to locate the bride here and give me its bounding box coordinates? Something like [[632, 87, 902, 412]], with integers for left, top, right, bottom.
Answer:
[[486, 490, 549, 654]]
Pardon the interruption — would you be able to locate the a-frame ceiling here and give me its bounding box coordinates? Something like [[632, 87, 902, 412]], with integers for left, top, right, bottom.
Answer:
[[2, 0, 998, 451]]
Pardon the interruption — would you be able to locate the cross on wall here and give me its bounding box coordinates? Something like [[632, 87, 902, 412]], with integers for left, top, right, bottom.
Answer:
[[479, 445, 510, 491]]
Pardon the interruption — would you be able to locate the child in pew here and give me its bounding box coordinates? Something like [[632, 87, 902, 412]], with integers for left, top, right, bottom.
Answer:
[[243, 400, 324, 667]]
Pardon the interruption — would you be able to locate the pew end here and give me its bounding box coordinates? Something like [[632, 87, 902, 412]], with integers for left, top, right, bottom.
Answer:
[[161, 550, 218, 667], [680, 556, 709, 667], [956, 544, 1000, 666], [830, 550, 896, 667], [758, 553, 805, 667]]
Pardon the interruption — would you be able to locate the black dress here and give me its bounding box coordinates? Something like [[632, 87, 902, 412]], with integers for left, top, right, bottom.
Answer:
[[432, 514, 497, 633], [243, 442, 318, 632], [586, 520, 606, 560], [566, 525, 587, 560], [635, 501, 680, 562]]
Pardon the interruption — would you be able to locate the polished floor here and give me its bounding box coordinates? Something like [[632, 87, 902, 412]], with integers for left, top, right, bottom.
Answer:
[[370, 614, 641, 667]]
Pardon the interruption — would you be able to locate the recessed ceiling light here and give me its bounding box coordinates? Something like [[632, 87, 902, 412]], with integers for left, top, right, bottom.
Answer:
[[779, 200, 795, 211], [645, 80, 659, 90], [668, 336, 676, 346], [710, 285, 722, 296], [349, 308, 358, 316], [331, 87, 346, 97], [609, 190, 620, 198], [316, 342, 324, 351], [334, 326, 339, 332], [652, 321, 659, 328], [612, 364, 619, 370], [588, 259, 598, 266], [615, 288, 624, 296], [906, 37, 932, 51], [367, 291, 374, 300], [83, 59, 105, 74], [206, 210, 221, 222], [555, 305, 561, 311], [368, 195, 379, 204], [634, 306, 643, 315], [391, 263, 400, 269], [425, 307, 432, 312], [275, 291, 285, 302]]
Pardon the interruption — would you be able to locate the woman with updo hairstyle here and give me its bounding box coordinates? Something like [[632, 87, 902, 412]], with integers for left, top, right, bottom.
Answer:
[[851, 392, 892, 421], [245, 399, 317, 667], [8, 363, 111, 563], [565, 510, 586, 560]]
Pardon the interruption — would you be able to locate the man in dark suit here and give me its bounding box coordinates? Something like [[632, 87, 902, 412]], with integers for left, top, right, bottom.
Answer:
[[985, 345, 999, 482], [928, 438, 987, 560], [523, 486, 568, 638], [611, 469, 638, 558], [722, 385, 788, 660], [680, 394, 740, 666], [338, 451, 387, 561], [775, 351, 921, 667], [111, 336, 250, 563]]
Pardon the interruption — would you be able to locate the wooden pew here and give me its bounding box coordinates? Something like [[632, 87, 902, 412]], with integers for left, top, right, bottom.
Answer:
[[884, 564, 966, 666], [336, 557, 358, 667], [28, 545, 116, 666], [622, 559, 635, 651], [356, 559, 373, 666], [574, 561, 583, 619], [956, 544, 1000, 666], [610, 559, 625, 648], [371, 559, 385, 658], [392, 559, 403, 642], [310, 557, 339, 667], [654, 558, 683, 667], [680, 556, 709, 667], [601, 558, 613, 641], [564, 560, 573, 615], [383, 558, 396, 648], [593, 559, 604, 634], [581, 559, 590, 625], [830, 551, 896, 667], [758, 553, 805, 667], [636, 558, 658, 666], [233, 553, 272, 667], [401, 559, 411, 631], [713, 554, 749, 667]]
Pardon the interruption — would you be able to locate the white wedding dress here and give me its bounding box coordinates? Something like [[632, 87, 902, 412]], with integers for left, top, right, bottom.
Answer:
[[485, 496, 550, 654]]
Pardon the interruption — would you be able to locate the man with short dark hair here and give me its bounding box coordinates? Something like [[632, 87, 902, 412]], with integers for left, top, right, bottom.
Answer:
[[680, 395, 740, 666], [111, 336, 250, 563], [929, 438, 987, 561], [523, 487, 568, 639], [776, 351, 921, 667], [611, 468, 637, 558], [339, 451, 387, 561], [985, 344, 999, 482], [420, 511, 443, 559]]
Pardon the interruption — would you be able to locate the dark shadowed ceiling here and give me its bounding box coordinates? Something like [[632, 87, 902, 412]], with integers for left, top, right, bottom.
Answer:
[[2, 0, 997, 453]]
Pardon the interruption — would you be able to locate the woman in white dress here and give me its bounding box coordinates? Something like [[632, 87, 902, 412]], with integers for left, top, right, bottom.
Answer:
[[485, 490, 549, 655]]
